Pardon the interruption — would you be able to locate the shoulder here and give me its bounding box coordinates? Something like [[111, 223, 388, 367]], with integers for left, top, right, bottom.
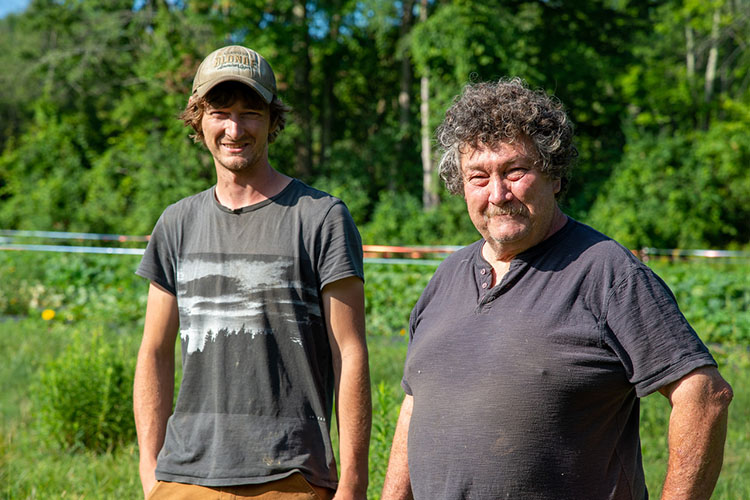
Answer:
[[561, 220, 685, 315], [281, 179, 356, 225], [159, 187, 214, 223], [558, 219, 646, 278], [284, 179, 342, 208]]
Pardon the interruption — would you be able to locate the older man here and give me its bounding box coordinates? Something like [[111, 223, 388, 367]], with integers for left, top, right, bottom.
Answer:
[[381, 78, 732, 500]]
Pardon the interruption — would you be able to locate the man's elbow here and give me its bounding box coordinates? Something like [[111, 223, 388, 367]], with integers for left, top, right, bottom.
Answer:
[[694, 373, 734, 424], [711, 378, 733, 413]]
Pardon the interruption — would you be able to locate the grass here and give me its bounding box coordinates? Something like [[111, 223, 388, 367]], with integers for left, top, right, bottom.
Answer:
[[1, 253, 748, 499], [639, 345, 750, 498]]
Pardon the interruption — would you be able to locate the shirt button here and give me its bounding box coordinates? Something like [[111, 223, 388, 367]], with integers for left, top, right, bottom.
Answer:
[[481, 282, 488, 289], [480, 268, 487, 275]]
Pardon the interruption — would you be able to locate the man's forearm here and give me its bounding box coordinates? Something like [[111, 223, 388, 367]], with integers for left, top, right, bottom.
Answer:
[[381, 395, 414, 500], [133, 347, 174, 497], [660, 367, 733, 500], [134, 283, 179, 496], [321, 277, 371, 499], [334, 348, 372, 499], [660, 403, 729, 499]]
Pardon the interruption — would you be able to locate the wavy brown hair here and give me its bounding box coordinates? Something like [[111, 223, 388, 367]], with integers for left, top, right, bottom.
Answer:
[[180, 81, 290, 144], [436, 77, 577, 198]]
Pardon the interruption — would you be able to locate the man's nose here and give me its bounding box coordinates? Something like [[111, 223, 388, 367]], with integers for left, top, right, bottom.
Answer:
[[488, 177, 512, 205], [225, 115, 243, 138]]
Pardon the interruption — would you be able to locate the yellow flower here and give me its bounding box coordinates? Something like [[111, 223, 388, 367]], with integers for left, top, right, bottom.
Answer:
[[41, 309, 56, 321], [399, 328, 406, 336]]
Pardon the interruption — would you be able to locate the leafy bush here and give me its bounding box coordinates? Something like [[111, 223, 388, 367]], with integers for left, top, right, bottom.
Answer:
[[0, 251, 146, 323], [364, 263, 436, 336], [33, 330, 136, 453], [647, 259, 750, 345], [588, 125, 750, 249], [310, 175, 374, 227], [360, 191, 478, 246]]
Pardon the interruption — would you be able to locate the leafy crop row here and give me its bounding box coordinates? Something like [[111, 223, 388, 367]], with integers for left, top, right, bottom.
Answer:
[[648, 258, 750, 344]]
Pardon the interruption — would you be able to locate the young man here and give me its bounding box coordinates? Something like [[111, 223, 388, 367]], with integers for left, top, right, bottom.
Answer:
[[381, 78, 733, 500], [134, 45, 371, 500]]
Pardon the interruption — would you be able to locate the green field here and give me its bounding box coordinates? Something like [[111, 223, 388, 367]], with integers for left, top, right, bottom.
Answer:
[[1, 252, 748, 499]]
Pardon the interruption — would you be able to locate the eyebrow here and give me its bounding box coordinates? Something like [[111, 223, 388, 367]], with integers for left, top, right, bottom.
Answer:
[[463, 155, 530, 170]]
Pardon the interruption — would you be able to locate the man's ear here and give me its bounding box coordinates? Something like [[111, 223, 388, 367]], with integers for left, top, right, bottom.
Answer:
[[268, 115, 280, 143]]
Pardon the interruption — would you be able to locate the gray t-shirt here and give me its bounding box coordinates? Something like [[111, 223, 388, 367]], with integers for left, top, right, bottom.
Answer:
[[136, 179, 363, 489], [403, 218, 715, 500]]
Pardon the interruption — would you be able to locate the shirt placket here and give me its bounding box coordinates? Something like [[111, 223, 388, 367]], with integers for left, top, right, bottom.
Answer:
[[475, 263, 495, 309]]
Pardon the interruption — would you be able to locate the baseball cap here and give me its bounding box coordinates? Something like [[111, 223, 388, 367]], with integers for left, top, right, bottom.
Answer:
[[192, 45, 277, 103]]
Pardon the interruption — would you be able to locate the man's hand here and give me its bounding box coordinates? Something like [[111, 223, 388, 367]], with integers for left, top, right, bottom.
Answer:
[[659, 366, 733, 500]]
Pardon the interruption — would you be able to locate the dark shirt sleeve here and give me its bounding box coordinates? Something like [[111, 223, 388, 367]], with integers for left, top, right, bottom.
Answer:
[[316, 200, 364, 289], [136, 209, 178, 296], [602, 265, 716, 397], [401, 305, 418, 396]]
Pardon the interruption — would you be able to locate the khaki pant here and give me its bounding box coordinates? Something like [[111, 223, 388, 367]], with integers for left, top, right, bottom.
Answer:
[[146, 472, 334, 500]]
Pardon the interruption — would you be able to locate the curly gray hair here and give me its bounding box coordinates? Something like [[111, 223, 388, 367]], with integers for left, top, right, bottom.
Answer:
[[436, 78, 577, 198]]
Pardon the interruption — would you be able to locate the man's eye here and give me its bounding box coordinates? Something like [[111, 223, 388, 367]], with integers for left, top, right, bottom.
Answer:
[[506, 169, 527, 180]]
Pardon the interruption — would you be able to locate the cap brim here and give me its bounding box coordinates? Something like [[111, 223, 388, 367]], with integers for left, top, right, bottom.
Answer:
[[194, 75, 274, 104]]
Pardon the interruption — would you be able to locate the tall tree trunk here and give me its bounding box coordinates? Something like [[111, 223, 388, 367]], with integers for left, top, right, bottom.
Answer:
[[319, 12, 341, 173], [419, 0, 438, 210], [704, 8, 720, 107], [685, 23, 696, 101], [392, 0, 416, 190], [292, 0, 312, 177]]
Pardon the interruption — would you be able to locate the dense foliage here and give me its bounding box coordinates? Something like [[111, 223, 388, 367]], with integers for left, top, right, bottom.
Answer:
[[1, 0, 748, 249]]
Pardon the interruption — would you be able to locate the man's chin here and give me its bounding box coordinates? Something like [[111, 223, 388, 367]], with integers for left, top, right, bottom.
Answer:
[[488, 235, 521, 245], [485, 227, 531, 245], [220, 159, 252, 172]]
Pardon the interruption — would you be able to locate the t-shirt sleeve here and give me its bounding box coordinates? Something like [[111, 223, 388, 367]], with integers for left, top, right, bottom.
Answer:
[[135, 209, 178, 296], [602, 266, 716, 397], [316, 200, 364, 289], [401, 305, 420, 396]]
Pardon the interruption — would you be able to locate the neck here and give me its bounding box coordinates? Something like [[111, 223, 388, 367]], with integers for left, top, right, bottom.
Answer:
[[214, 162, 291, 210]]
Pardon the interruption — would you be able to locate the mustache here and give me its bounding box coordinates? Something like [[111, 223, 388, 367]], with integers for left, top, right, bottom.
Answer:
[[484, 205, 528, 218]]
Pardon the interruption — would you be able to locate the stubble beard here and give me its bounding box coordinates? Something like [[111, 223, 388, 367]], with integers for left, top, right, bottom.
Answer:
[[216, 144, 263, 174], [220, 157, 253, 172]]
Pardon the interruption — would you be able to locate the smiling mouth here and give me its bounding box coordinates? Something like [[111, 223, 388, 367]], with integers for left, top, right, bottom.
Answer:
[[221, 142, 248, 152]]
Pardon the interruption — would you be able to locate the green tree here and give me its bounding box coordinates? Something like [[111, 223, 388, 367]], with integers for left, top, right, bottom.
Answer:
[[79, 1, 215, 233], [0, 0, 215, 233], [2, 0, 747, 249], [0, 104, 92, 230], [588, 0, 750, 249]]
